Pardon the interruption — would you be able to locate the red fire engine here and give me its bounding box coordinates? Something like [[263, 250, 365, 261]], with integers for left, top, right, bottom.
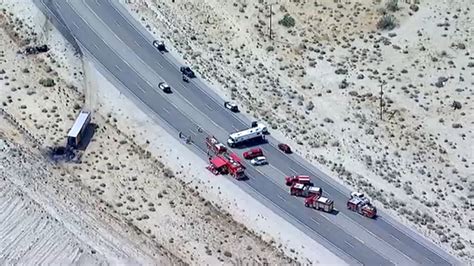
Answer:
[[206, 136, 246, 180], [285, 175, 313, 186], [305, 195, 334, 213], [289, 183, 322, 198], [347, 192, 377, 218]]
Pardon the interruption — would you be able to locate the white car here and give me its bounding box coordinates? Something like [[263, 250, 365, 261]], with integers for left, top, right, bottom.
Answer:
[[250, 156, 267, 166], [158, 82, 171, 93], [351, 192, 365, 199]]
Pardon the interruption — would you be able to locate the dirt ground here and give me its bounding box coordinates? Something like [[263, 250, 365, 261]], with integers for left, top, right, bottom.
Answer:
[[123, 0, 473, 261], [0, 3, 302, 264]]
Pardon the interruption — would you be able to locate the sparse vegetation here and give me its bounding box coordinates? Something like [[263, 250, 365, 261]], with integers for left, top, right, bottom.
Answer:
[[377, 14, 397, 30], [278, 14, 295, 28], [38, 77, 55, 87], [385, 0, 399, 12]]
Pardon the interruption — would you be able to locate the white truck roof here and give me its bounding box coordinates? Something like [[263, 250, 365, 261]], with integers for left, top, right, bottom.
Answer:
[[317, 197, 332, 204], [228, 126, 264, 142], [293, 183, 306, 190], [67, 111, 91, 138]]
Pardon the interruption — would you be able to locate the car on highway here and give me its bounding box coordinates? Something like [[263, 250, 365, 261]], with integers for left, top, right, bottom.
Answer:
[[152, 40, 165, 51], [158, 82, 171, 93], [180, 66, 195, 78], [224, 101, 239, 112], [250, 156, 267, 166], [278, 143, 292, 154], [243, 147, 263, 160]]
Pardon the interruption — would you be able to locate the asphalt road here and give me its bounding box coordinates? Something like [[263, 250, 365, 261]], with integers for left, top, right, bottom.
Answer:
[[35, 0, 458, 265]]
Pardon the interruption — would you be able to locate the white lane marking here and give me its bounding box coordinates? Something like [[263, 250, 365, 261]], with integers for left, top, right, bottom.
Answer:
[[345, 241, 354, 249], [277, 194, 285, 201], [135, 82, 145, 94], [92, 43, 100, 50], [162, 107, 170, 114], [95, 0, 101, 6], [231, 125, 239, 131], [355, 236, 365, 244], [114, 65, 122, 72], [71, 21, 79, 30], [134, 40, 142, 48], [311, 217, 320, 225], [426, 257, 434, 264], [289, 167, 298, 174], [205, 103, 213, 110], [390, 234, 400, 242]]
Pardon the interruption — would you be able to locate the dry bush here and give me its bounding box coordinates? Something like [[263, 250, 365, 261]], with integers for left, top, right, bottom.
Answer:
[[377, 14, 397, 30]]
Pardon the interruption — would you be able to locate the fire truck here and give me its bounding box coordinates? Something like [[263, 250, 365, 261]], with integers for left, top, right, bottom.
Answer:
[[305, 195, 334, 213], [289, 183, 322, 198], [285, 175, 313, 186], [347, 192, 377, 218], [206, 136, 246, 180]]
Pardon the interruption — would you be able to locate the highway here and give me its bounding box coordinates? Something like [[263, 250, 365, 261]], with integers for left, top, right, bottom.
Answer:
[[36, 0, 457, 265]]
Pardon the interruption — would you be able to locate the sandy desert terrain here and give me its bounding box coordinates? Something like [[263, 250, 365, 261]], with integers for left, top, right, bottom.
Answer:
[[123, 0, 473, 260]]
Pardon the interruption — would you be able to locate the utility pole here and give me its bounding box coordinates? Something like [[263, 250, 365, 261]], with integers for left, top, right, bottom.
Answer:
[[266, 2, 278, 41], [379, 81, 386, 121]]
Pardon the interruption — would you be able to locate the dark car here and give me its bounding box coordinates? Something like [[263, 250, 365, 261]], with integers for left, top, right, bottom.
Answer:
[[278, 143, 292, 154], [224, 101, 239, 112], [180, 66, 195, 78], [152, 40, 166, 51]]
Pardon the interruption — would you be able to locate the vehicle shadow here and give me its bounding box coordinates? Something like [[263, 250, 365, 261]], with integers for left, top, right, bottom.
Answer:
[[75, 123, 97, 151], [233, 138, 268, 149]]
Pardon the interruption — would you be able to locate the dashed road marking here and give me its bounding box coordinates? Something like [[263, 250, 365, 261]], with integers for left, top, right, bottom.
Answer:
[[345, 241, 354, 248], [391, 235, 400, 242], [311, 217, 320, 225], [355, 236, 365, 244], [135, 82, 145, 93], [71, 21, 80, 30]]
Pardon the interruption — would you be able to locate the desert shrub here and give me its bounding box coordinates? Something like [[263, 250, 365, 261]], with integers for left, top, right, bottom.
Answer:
[[385, 0, 399, 12], [377, 14, 397, 30], [279, 14, 295, 27], [39, 78, 55, 87]]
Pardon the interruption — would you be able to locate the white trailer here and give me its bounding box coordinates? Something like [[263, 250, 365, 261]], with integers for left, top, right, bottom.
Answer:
[[67, 110, 91, 148], [227, 126, 265, 147]]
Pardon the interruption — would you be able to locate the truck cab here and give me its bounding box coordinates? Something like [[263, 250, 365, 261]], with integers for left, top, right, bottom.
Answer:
[[347, 197, 377, 218], [285, 175, 313, 186], [305, 195, 334, 213], [290, 183, 322, 198]]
